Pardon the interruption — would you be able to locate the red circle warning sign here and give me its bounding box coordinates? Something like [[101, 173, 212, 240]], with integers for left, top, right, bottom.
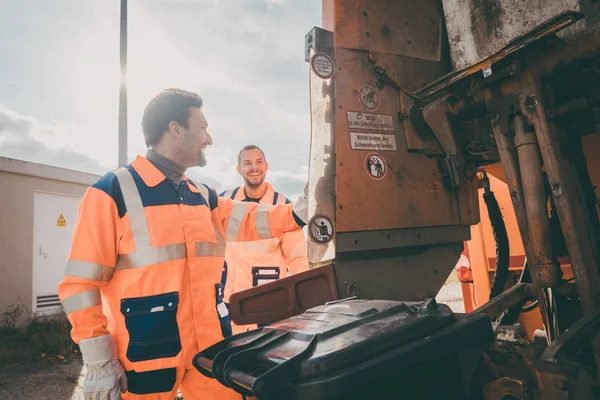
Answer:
[[310, 53, 335, 80], [359, 85, 378, 111], [365, 153, 387, 180]]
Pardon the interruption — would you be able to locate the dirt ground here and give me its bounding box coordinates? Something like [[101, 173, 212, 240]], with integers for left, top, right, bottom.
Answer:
[[0, 358, 85, 400]]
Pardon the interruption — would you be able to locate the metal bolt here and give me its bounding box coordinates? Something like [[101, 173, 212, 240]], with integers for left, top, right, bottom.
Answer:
[[306, 35, 313, 43], [526, 94, 539, 109]]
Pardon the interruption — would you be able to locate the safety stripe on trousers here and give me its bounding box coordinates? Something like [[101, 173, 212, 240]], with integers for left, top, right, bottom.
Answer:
[[226, 202, 250, 240], [64, 260, 114, 282], [255, 204, 271, 239], [114, 168, 152, 251], [62, 289, 101, 315]]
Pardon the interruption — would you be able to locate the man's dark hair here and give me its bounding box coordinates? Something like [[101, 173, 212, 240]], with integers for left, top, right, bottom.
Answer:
[[238, 145, 266, 165], [141, 88, 203, 147]]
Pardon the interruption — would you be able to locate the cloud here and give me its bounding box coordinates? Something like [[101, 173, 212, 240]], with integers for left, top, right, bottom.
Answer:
[[0, 0, 318, 196], [0, 104, 307, 196], [0, 104, 110, 176]]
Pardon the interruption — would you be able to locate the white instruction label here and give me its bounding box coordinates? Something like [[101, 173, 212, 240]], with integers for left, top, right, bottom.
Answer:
[[347, 111, 394, 132], [350, 132, 397, 151]]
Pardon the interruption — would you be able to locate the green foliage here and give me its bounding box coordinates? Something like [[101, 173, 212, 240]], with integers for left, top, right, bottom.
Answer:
[[0, 304, 78, 366]]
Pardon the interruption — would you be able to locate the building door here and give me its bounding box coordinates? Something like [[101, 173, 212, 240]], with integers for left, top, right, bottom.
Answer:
[[32, 192, 81, 315]]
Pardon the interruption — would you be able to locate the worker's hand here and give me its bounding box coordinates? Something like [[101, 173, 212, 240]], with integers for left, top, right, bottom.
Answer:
[[84, 358, 127, 400], [79, 334, 128, 400], [292, 183, 309, 226]]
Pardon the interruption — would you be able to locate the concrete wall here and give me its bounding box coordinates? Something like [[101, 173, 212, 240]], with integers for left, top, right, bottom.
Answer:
[[0, 157, 101, 321]]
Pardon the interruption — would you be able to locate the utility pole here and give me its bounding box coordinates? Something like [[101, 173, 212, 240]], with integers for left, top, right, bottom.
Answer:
[[118, 0, 128, 167]]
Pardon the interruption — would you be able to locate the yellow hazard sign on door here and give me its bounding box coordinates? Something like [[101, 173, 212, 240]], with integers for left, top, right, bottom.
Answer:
[[56, 214, 66, 227]]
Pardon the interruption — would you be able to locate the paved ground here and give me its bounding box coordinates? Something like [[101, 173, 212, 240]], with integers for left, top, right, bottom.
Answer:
[[0, 358, 85, 400]]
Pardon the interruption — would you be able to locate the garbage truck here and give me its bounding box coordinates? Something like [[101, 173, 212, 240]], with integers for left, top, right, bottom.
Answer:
[[193, 1, 600, 398]]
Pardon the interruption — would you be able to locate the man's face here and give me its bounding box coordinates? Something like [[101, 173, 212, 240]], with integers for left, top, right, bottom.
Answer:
[[178, 107, 212, 168], [237, 148, 268, 189]]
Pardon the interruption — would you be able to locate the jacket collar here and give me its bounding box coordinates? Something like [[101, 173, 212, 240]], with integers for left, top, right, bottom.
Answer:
[[235, 182, 275, 204], [130, 155, 190, 188]]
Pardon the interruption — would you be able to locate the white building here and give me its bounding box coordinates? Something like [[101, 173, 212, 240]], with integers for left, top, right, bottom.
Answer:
[[0, 156, 100, 322]]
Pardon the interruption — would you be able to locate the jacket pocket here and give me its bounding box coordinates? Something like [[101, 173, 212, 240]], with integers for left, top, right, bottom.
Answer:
[[125, 368, 177, 394], [120, 292, 182, 362]]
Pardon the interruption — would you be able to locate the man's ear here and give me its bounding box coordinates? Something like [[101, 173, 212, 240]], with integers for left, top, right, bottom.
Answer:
[[237, 165, 242, 175], [168, 121, 182, 139]]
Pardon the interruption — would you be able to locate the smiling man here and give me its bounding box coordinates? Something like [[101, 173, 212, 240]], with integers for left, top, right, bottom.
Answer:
[[57, 89, 308, 400], [220, 145, 309, 334]]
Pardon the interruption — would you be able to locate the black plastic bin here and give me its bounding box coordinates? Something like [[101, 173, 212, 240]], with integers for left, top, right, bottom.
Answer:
[[193, 298, 494, 400]]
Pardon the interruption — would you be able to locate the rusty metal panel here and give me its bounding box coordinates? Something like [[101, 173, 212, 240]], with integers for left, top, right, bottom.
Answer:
[[333, 48, 465, 232], [333, 243, 464, 301], [333, 0, 445, 61], [442, 0, 581, 70]]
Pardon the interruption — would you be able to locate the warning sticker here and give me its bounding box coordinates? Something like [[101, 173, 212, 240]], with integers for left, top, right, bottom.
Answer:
[[310, 53, 335, 80], [365, 153, 387, 180], [350, 132, 397, 151], [358, 85, 378, 111], [347, 111, 394, 132], [309, 215, 334, 244], [56, 214, 66, 227]]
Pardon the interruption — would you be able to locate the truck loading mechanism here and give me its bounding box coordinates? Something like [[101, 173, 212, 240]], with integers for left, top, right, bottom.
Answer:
[[195, 1, 600, 399]]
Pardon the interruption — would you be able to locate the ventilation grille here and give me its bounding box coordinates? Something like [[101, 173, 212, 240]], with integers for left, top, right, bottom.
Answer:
[[36, 294, 61, 311]]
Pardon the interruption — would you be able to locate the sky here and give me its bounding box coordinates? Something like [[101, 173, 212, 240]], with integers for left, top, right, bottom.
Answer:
[[0, 0, 322, 199]]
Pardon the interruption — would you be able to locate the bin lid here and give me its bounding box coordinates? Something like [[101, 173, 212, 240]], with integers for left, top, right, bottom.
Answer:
[[194, 298, 488, 399], [256, 298, 455, 377]]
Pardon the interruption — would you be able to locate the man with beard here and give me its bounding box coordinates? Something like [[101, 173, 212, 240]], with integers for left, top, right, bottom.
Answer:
[[57, 89, 308, 399], [220, 145, 309, 334]]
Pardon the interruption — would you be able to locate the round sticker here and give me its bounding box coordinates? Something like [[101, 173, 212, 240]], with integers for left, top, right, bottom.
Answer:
[[359, 85, 378, 111], [308, 215, 335, 244], [365, 153, 387, 180], [310, 53, 335, 80]]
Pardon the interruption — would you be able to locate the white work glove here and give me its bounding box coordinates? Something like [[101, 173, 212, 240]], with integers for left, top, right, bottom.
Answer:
[[292, 183, 309, 225], [79, 334, 128, 400]]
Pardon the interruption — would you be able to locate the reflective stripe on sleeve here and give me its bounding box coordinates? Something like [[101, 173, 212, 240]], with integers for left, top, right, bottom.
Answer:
[[62, 289, 101, 315], [226, 202, 250, 241], [64, 260, 114, 282], [255, 204, 272, 239], [115, 243, 187, 270]]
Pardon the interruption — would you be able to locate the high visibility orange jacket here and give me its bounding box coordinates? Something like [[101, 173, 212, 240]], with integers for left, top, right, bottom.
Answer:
[[220, 184, 308, 334], [57, 156, 305, 398]]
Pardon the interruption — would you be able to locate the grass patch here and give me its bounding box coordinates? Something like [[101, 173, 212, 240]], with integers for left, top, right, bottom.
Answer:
[[0, 312, 78, 367]]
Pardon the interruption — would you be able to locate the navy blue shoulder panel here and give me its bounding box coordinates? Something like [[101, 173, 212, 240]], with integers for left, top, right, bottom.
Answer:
[[272, 192, 279, 205], [230, 187, 240, 200], [219, 190, 227, 197], [285, 197, 292, 205], [125, 165, 187, 208], [92, 172, 127, 218], [127, 166, 209, 209]]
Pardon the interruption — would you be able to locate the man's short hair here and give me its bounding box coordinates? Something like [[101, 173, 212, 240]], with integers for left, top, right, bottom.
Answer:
[[141, 88, 203, 147], [238, 145, 266, 165]]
